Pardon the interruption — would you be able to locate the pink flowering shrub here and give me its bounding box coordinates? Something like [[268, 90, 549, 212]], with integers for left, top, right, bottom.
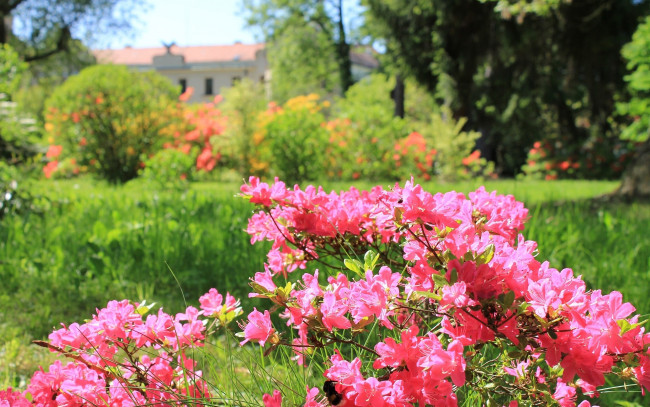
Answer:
[[240, 177, 650, 406], [4, 178, 650, 406], [0, 290, 242, 406]]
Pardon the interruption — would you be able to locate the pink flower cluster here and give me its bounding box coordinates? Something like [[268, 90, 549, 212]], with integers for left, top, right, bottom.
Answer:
[[1, 289, 241, 406], [241, 177, 650, 406]]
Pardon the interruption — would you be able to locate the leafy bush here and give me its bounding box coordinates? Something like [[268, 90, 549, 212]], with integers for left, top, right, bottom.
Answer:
[[141, 148, 196, 190], [330, 75, 494, 182], [0, 162, 46, 221], [0, 44, 25, 99], [416, 108, 494, 181], [219, 79, 267, 175], [255, 94, 330, 183], [520, 136, 635, 180], [333, 74, 409, 180], [0, 44, 41, 164], [44, 65, 178, 183]]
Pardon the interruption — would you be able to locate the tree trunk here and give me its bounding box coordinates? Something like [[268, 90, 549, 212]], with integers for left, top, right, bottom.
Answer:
[[392, 74, 405, 118], [615, 138, 650, 199], [335, 0, 353, 94], [0, 13, 6, 45]]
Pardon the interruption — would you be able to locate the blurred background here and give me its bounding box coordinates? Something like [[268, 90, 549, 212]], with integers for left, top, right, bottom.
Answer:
[[2, 0, 650, 186]]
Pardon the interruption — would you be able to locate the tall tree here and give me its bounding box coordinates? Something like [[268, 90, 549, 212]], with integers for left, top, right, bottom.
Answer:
[[364, 0, 649, 175], [1, 0, 143, 62], [244, 0, 354, 99], [616, 14, 650, 198]]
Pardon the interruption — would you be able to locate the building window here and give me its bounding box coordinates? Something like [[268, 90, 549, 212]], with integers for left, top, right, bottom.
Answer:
[[205, 78, 213, 95], [179, 78, 187, 94], [231, 76, 241, 86]]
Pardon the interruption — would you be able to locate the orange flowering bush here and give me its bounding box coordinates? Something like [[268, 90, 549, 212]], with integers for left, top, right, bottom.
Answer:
[[392, 131, 438, 180], [44, 65, 178, 183]]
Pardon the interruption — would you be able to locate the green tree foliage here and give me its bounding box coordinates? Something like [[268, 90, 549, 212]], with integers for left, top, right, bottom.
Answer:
[[45, 65, 178, 183], [615, 14, 650, 198], [0, 43, 40, 164], [0, 43, 26, 98], [478, 0, 568, 19], [619, 14, 650, 142], [244, 0, 354, 100], [1, 0, 143, 62], [218, 78, 268, 174], [14, 39, 95, 125], [266, 24, 338, 103], [364, 0, 649, 175]]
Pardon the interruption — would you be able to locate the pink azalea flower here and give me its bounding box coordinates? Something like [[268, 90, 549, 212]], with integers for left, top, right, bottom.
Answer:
[[263, 389, 283, 407], [553, 379, 576, 407], [0, 388, 30, 407], [240, 308, 275, 346], [303, 386, 326, 407], [199, 288, 223, 316], [324, 352, 364, 386], [321, 291, 351, 331]]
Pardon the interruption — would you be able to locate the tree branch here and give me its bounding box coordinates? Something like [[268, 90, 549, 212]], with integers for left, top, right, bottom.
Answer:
[[23, 25, 71, 62]]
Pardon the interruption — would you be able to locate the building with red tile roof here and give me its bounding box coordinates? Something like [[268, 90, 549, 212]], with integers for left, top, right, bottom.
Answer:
[[93, 42, 379, 103], [93, 43, 269, 103]]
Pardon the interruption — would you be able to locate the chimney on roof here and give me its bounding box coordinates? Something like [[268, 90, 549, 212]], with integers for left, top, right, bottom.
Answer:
[[234, 41, 242, 44]]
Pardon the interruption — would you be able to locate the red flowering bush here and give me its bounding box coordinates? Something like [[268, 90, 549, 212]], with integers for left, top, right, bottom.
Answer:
[[160, 88, 228, 175], [240, 177, 650, 406], [521, 137, 636, 180]]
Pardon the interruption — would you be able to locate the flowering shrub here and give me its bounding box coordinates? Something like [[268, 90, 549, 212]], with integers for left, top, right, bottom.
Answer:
[[219, 79, 268, 175], [521, 137, 635, 180], [44, 65, 178, 183], [160, 88, 228, 175], [240, 177, 650, 406], [392, 131, 438, 180], [416, 109, 495, 181], [332, 74, 410, 180], [4, 178, 650, 406], [254, 94, 330, 183], [141, 148, 196, 190], [0, 289, 242, 406]]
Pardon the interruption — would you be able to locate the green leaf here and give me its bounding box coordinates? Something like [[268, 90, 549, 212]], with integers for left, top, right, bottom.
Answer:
[[432, 272, 449, 288], [363, 250, 380, 272], [449, 268, 458, 285], [344, 259, 363, 276], [475, 244, 495, 265], [414, 290, 442, 301], [503, 290, 515, 309], [617, 318, 647, 335], [136, 300, 156, 315]]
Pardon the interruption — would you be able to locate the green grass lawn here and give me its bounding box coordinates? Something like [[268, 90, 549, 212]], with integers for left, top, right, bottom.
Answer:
[[2, 177, 649, 404]]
